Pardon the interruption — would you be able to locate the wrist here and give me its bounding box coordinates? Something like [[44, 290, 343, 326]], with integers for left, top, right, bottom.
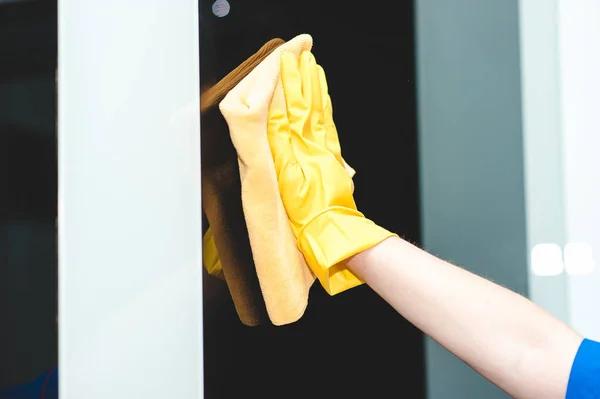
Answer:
[[297, 208, 396, 290]]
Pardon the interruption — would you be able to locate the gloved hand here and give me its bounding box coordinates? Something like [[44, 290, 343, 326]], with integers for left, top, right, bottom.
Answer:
[[267, 51, 397, 294]]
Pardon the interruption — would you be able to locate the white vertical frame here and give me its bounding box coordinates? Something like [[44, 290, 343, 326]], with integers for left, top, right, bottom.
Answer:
[[518, 0, 569, 323], [58, 1, 203, 398], [520, 0, 600, 340], [557, 0, 600, 340]]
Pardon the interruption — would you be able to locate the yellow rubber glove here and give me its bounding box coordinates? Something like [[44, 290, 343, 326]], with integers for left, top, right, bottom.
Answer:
[[267, 51, 397, 295]]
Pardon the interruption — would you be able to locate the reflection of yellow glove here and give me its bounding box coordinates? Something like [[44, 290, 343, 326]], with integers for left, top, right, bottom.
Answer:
[[203, 228, 225, 280], [267, 51, 397, 295]]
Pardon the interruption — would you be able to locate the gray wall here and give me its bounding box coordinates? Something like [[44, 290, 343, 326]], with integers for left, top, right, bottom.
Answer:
[[414, 1, 528, 398]]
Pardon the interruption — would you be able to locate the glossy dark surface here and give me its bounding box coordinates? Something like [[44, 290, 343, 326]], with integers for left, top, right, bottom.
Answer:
[[200, 1, 424, 398], [0, 0, 58, 390]]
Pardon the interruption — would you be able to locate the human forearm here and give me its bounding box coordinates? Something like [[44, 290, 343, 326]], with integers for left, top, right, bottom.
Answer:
[[347, 236, 582, 399]]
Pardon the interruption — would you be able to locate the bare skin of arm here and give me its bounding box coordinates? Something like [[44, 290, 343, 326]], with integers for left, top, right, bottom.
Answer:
[[346, 236, 583, 399]]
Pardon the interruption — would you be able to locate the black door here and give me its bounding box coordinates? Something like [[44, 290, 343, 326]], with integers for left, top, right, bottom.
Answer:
[[200, 1, 424, 398]]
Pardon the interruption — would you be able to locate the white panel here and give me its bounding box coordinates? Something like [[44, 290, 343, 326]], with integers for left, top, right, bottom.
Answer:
[[557, 0, 600, 340], [518, 0, 569, 323], [57, 1, 203, 398]]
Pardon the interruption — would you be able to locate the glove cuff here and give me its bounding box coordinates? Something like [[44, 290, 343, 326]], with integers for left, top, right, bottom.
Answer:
[[297, 207, 397, 295]]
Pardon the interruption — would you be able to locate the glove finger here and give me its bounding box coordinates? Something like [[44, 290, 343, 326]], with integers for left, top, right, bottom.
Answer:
[[310, 63, 327, 148], [317, 63, 329, 105], [281, 52, 309, 140], [311, 60, 324, 115], [325, 116, 343, 161], [267, 104, 296, 176], [317, 65, 343, 160], [297, 51, 316, 142], [299, 51, 314, 114], [314, 65, 355, 184]]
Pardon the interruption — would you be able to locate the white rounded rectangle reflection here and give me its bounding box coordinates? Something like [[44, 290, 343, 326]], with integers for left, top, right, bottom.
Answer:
[[564, 242, 596, 276], [531, 243, 564, 276]]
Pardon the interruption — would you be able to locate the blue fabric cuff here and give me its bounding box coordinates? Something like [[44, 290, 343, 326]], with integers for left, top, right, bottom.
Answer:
[[566, 338, 600, 398]]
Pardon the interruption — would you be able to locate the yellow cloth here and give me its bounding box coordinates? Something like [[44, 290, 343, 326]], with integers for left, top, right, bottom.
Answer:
[[219, 35, 315, 325], [269, 50, 397, 292]]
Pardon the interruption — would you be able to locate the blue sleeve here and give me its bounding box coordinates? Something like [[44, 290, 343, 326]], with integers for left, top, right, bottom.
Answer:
[[566, 339, 600, 398], [0, 367, 57, 399]]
